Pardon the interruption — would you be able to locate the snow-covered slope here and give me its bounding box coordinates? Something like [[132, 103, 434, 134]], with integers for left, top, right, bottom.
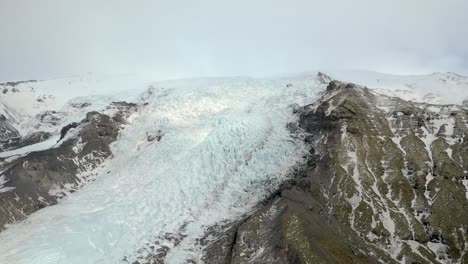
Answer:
[[0, 75, 326, 263], [0, 71, 467, 263], [0, 73, 152, 137], [0, 134, 61, 158], [329, 70, 468, 105]]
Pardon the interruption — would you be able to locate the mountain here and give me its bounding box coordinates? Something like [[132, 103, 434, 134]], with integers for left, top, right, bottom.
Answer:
[[329, 70, 468, 105], [203, 81, 468, 264], [0, 71, 467, 263]]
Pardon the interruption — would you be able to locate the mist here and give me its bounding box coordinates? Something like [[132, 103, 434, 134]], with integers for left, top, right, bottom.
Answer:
[[1, 0, 467, 81]]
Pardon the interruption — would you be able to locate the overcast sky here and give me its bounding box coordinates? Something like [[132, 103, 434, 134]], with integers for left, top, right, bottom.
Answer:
[[1, 0, 467, 81]]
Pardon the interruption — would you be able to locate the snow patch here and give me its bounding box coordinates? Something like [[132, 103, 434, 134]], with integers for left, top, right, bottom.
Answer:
[[0, 134, 60, 158], [427, 241, 448, 261], [0, 174, 15, 193], [462, 178, 468, 200], [445, 148, 453, 159]]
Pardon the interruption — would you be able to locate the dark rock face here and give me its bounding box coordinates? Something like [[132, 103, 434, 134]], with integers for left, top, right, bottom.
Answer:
[[0, 102, 137, 230], [0, 109, 23, 152], [59, 122, 79, 140], [202, 82, 468, 263], [36, 110, 64, 128], [0, 117, 20, 148], [317, 72, 332, 84], [108, 101, 138, 124], [1, 131, 52, 152], [463, 99, 468, 108], [18, 131, 52, 146], [70, 102, 91, 109], [203, 189, 385, 264]]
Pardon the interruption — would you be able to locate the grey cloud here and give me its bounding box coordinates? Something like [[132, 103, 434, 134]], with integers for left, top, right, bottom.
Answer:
[[1, 0, 467, 80]]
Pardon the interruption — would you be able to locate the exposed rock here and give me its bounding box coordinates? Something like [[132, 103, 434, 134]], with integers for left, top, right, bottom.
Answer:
[[325, 80, 344, 92], [317, 72, 332, 84], [108, 101, 138, 124], [70, 102, 91, 109], [287, 103, 304, 114], [202, 81, 468, 263], [146, 130, 163, 142], [462, 99, 468, 108], [59, 122, 79, 140], [35, 110, 64, 128], [1, 131, 52, 151], [0, 115, 20, 150], [19, 131, 52, 146], [0, 102, 137, 230], [201, 220, 247, 264], [0, 80, 37, 87]]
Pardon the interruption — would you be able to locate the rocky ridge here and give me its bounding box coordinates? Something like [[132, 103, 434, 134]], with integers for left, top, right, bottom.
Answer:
[[202, 81, 468, 263], [0, 102, 137, 230]]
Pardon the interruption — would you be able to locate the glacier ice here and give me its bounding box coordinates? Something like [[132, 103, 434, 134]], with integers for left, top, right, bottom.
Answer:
[[0, 76, 326, 263], [0, 135, 61, 159]]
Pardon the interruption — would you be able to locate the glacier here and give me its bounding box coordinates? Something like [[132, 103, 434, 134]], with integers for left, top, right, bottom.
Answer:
[[0, 135, 61, 159], [0, 76, 326, 263]]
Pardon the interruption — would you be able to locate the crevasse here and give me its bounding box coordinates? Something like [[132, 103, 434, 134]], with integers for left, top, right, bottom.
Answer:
[[0, 76, 324, 263]]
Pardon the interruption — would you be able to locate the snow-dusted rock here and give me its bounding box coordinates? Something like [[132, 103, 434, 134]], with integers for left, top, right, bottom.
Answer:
[[203, 81, 468, 264], [0, 102, 137, 230]]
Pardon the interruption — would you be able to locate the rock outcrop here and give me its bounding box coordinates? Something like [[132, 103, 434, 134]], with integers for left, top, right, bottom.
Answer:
[[0, 102, 137, 230], [202, 81, 468, 263], [0, 114, 20, 150]]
